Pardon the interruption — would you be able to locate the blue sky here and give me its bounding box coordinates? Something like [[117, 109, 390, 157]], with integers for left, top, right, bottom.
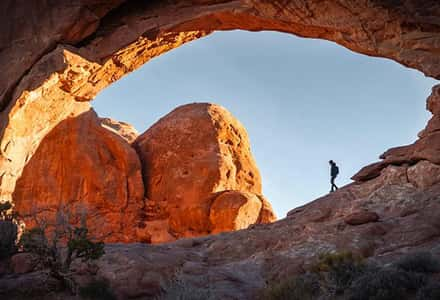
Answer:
[[93, 30, 438, 218]]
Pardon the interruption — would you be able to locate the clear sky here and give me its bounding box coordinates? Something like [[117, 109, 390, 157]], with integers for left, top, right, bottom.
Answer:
[[93, 30, 438, 218]]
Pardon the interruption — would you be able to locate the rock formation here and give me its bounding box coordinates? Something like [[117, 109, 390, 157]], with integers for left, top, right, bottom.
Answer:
[[100, 117, 139, 143], [353, 84, 440, 182], [0, 0, 439, 210], [11, 102, 275, 243], [134, 103, 275, 242], [71, 161, 440, 298], [1, 1, 440, 299], [4, 159, 440, 299], [12, 108, 147, 243]]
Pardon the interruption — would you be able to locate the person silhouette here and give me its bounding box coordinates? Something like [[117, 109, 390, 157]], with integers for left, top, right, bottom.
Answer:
[[329, 160, 339, 192]]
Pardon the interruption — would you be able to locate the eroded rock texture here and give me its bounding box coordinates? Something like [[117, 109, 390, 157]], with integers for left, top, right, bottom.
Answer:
[[1, 0, 439, 209], [1, 1, 440, 298], [353, 84, 440, 182], [3, 160, 438, 299], [88, 162, 440, 299], [12, 108, 146, 243], [100, 117, 139, 143], [134, 103, 275, 242]]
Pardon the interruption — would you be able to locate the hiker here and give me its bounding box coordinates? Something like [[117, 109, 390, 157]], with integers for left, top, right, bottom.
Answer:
[[329, 160, 339, 192]]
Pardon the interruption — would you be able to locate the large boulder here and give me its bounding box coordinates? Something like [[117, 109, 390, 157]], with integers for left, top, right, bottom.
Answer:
[[134, 103, 276, 240], [209, 191, 263, 234], [10, 253, 39, 274], [12, 109, 146, 243]]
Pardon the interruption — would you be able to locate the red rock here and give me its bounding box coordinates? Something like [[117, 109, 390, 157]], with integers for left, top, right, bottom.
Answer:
[[209, 191, 262, 234], [12, 109, 146, 243], [351, 162, 388, 182], [256, 195, 277, 224], [344, 211, 379, 226], [134, 103, 275, 240], [407, 160, 440, 189], [427, 85, 440, 115], [0, 1, 440, 296], [100, 117, 139, 143], [10, 253, 39, 274], [353, 86, 440, 182], [3, 147, 440, 299], [0, 0, 439, 213]]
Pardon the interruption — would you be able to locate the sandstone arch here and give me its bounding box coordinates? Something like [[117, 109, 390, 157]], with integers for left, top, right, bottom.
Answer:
[[0, 0, 439, 203]]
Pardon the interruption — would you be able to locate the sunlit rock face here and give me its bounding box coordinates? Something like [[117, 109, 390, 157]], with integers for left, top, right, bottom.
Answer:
[[12, 109, 146, 243], [134, 103, 276, 242], [0, 0, 439, 211], [100, 117, 139, 143], [1, 1, 440, 298], [353, 84, 440, 182], [11, 102, 275, 244]]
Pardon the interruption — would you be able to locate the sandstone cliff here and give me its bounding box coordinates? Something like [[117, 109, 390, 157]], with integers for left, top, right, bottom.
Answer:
[[12, 108, 147, 243], [0, 0, 439, 210], [11, 102, 276, 243]]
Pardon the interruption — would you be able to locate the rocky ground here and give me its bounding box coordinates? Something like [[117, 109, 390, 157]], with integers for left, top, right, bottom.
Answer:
[[2, 159, 440, 299], [1, 1, 440, 299]]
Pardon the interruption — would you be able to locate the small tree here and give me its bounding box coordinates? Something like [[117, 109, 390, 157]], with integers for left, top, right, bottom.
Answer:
[[0, 201, 19, 259], [19, 202, 105, 293]]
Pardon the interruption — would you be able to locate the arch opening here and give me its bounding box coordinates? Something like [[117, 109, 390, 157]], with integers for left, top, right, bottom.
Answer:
[[91, 30, 438, 217], [1, 0, 440, 243]]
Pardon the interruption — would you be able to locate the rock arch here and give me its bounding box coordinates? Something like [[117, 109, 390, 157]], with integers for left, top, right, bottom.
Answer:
[[0, 0, 439, 203]]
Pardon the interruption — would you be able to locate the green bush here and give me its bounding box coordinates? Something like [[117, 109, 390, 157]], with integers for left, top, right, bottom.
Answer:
[[394, 252, 440, 274], [65, 227, 104, 268], [79, 279, 116, 300], [19, 228, 50, 255], [19, 221, 105, 296], [417, 281, 440, 300], [259, 251, 440, 300], [261, 273, 320, 300], [348, 268, 427, 300], [312, 251, 366, 294]]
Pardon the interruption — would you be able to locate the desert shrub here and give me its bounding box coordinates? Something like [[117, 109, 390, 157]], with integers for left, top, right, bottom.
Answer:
[[261, 273, 320, 300], [394, 252, 440, 274], [79, 279, 116, 300], [348, 268, 427, 300], [259, 251, 440, 300], [20, 228, 51, 255], [0, 201, 18, 259], [18, 206, 105, 295], [416, 281, 440, 300], [20, 225, 105, 272], [312, 251, 366, 294], [65, 227, 104, 268]]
